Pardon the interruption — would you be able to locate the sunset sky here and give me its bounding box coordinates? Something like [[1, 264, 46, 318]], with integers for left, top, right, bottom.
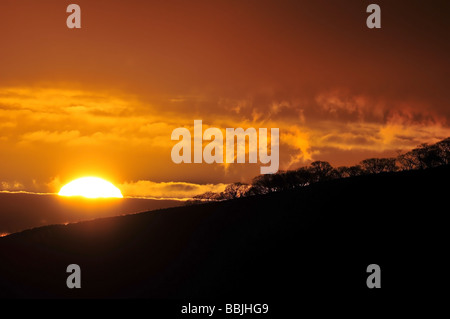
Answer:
[[0, 0, 449, 199]]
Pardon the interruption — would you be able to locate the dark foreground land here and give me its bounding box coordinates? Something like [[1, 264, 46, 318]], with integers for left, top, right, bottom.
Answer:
[[0, 194, 182, 234], [0, 166, 448, 310]]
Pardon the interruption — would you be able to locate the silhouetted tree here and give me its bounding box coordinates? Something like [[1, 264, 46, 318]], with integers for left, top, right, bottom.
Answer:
[[192, 191, 224, 201], [294, 167, 313, 186], [336, 166, 349, 178], [397, 141, 448, 170], [251, 174, 274, 194], [281, 170, 300, 190], [412, 143, 441, 169], [397, 152, 418, 170], [221, 182, 252, 199], [347, 165, 364, 177], [436, 137, 450, 165], [360, 158, 397, 174], [309, 161, 335, 182], [190, 137, 450, 203]]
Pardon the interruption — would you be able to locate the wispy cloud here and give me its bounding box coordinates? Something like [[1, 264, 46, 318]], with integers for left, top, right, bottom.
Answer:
[[1, 181, 25, 191], [1, 85, 449, 192], [118, 180, 228, 200]]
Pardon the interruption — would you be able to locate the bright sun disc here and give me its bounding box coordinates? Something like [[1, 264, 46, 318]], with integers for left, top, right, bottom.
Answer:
[[58, 177, 123, 198]]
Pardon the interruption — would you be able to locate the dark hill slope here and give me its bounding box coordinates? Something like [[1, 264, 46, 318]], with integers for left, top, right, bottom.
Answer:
[[0, 166, 448, 301]]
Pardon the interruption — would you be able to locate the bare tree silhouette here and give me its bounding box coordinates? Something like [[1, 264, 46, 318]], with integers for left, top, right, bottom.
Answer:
[[360, 158, 397, 174], [190, 137, 450, 202]]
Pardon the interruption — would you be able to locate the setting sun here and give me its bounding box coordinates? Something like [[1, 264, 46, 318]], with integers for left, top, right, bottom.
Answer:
[[58, 177, 123, 199]]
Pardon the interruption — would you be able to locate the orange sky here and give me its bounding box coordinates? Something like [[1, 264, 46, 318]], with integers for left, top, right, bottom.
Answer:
[[0, 0, 449, 198]]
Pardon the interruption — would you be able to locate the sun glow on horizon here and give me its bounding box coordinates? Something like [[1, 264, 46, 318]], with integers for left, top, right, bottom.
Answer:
[[58, 177, 123, 199]]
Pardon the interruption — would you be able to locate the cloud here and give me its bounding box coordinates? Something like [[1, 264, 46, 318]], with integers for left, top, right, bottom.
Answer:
[[1, 181, 24, 191], [46, 176, 62, 193], [315, 90, 377, 121], [21, 130, 81, 144], [1, 85, 450, 190], [46, 175, 228, 199], [118, 180, 228, 199]]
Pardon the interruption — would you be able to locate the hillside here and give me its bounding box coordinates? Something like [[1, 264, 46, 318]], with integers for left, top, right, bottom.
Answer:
[[0, 193, 182, 234], [0, 166, 448, 305]]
